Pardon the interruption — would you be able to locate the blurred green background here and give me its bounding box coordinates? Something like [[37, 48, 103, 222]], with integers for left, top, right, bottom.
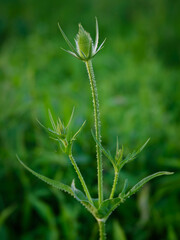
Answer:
[[0, 0, 180, 239]]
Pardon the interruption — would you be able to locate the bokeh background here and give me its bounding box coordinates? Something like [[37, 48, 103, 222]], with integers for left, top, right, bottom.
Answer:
[[0, 0, 180, 239]]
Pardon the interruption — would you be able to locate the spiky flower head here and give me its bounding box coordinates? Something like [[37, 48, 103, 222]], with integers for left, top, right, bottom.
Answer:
[[58, 18, 106, 61], [76, 24, 93, 59]]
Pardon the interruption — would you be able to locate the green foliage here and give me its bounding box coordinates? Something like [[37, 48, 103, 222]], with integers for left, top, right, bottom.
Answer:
[[17, 157, 74, 196], [0, 206, 16, 227], [16, 20, 173, 240], [124, 171, 173, 199], [0, 1, 180, 239]]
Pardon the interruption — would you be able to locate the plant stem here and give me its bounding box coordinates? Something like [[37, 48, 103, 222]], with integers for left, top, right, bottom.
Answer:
[[69, 147, 94, 205], [85, 60, 103, 205], [98, 221, 106, 240], [109, 170, 119, 199]]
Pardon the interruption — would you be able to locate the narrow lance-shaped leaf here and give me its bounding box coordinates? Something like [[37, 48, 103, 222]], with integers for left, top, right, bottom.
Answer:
[[36, 118, 60, 138], [94, 17, 99, 52], [118, 138, 150, 170], [94, 38, 106, 56], [116, 137, 119, 159], [115, 138, 124, 166], [48, 109, 56, 131], [91, 130, 116, 168], [36, 119, 51, 132], [17, 156, 74, 196], [37, 118, 62, 138], [71, 120, 86, 141], [125, 171, 174, 199], [58, 23, 79, 55], [71, 180, 98, 218], [137, 138, 150, 154], [71, 179, 89, 202], [66, 107, 75, 129], [61, 48, 80, 59], [119, 179, 128, 199], [117, 146, 123, 167]]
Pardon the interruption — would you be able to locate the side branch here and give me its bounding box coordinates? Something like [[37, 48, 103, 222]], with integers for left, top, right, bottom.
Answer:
[[109, 170, 119, 199], [68, 147, 93, 205]]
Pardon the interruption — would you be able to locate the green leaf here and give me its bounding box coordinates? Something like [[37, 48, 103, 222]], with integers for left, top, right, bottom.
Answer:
[[58, 23, 79, 56], [94, 17, 99, 52], [71, 181, 102, 219], [118, 138, 150, 171], [61, 48, 80, 59], [37, 122, 59, 139], [125, 171, 174, 199], [91, 130, 116, 168], [70, 180, 99, 218], [81, 202, 98, 219], [71, 179, 89, 202], [119, 179, 128, 200], [96, 198, 122, 220], [66, 107, 75, 129], [93, 38, 106, 56], [137, 138, 150, 153], [115, 137, 124, 166], [48, 109, 56, 131], [71, 120, 86, 141], [36, 118, 56, 135], [17, 156, 74, 196]]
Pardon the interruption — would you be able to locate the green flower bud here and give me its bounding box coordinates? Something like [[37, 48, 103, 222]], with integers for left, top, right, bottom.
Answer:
[[58, 19, 105, 61], [76, 24, 93, 59], [56, 118, 66, 139]]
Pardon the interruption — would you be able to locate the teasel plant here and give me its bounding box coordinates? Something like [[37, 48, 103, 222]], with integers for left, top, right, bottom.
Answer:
[[17, 18, 173, 240]]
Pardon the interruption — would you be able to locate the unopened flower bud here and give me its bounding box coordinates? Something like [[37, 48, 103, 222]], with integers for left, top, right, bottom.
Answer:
[[76, 24, 93, 59]]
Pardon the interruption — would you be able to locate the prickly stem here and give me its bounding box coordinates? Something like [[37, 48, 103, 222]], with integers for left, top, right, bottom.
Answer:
[[85, 60, 103, 205], [98, 221, 106, 240]]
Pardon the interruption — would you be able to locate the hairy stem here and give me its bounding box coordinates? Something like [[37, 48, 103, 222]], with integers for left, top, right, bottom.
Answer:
[[85, 60, 103, 205], [69, 147, 93, 205], [98, 221, 106, 240], [109, 170, 119, 199]]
